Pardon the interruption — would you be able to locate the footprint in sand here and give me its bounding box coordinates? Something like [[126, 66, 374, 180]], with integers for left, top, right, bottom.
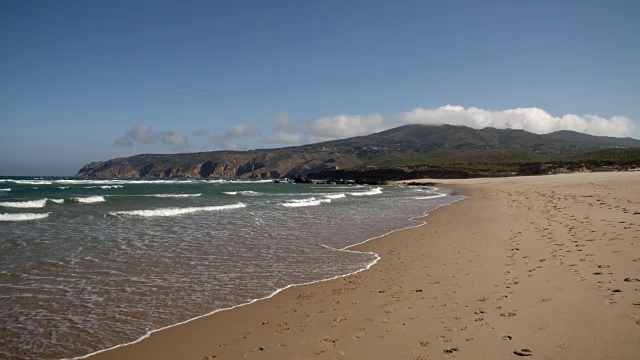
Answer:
[[443, 347, 459, 354], [501, 334, 513, 340], [501, 311, 517, 317], [514, 348, 533, 356]]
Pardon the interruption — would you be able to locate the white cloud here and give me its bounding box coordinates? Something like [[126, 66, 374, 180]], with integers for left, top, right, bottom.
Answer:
[[211, 123, 262, 150], [113, 124, 190, 151], [264, 131, 303, 144], [223, 143, 248, 151], [113, 136, 133, 147], [308, 114, 389, 142], [398, 105, 635, 137], [226, 123, 262, 138], [161, 131, 188, 150], [262, 113, 304, 145], [212, 123, 262, 144], [126, 124, 157, 144]]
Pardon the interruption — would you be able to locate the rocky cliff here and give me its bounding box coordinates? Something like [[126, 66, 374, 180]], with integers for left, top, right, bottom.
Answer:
[[76, 149, 359, 179]]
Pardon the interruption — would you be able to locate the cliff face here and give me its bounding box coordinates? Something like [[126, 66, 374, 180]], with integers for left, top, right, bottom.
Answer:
[[76, 150, 357, 179]]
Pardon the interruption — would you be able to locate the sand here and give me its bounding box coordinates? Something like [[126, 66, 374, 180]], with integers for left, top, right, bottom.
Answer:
[[87, 172, 640, 360]]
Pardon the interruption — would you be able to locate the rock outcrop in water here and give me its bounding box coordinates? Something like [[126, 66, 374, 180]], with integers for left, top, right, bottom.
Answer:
[[77, 124, 640, 179]]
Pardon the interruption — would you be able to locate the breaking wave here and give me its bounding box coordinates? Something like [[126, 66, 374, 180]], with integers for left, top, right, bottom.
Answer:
[[0, 199, 48, 208], [0, 180, 53, 185], [109, 203, 246, 217], [0, 212, 50, 221], [223, 191, 261, 196], [0, 188, 11, 192], [415, 193, 448, 200], [349, 187, 383, 196], [280, 197, 332, 208], [206, 179, 274, 184], [149, 193, 202, 198], [73, 196, 106, 203], [323, 193, 346, 199]]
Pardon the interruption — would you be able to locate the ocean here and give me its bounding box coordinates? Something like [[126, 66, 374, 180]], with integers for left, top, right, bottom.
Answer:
[[0, 177, 464, 359]]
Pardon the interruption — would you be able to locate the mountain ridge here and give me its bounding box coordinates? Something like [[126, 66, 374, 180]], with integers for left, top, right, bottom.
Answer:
[[76, 124, 640, 179]]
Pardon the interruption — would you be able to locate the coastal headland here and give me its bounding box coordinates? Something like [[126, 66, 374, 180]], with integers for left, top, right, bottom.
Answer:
[[87, 172, 640, 360]]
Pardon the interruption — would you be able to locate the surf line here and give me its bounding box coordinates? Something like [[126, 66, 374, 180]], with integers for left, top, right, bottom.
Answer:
[[67, 191, 467, 360]]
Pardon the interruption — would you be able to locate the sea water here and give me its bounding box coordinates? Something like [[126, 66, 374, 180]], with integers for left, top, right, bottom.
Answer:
[[0, 177, 464, 359]]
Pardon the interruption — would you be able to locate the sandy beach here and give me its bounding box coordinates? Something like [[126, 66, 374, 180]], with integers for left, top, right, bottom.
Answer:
[[87, 172, 640, 360]]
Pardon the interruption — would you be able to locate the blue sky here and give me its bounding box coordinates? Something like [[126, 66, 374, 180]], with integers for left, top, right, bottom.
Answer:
[[1, 0, 639, 175]]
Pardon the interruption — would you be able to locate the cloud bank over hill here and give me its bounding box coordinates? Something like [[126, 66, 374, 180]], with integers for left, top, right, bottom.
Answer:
[[398, 106, 635, 138], [261, 105, 635, 145], [112, 106, 635, 152]]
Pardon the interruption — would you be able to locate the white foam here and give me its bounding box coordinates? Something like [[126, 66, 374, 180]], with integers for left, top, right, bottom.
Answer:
[[2, 180, 53, 185], [280, 197, 332, 208], [415, 193, 448, 200], [0, 188, 11, 192], [86, 185, 124, 189], [56, 179, 192, 185], [0, 212, 50, 221], [0, 199, 47, 208], [49, 199, 65, 204], [149, 193, 202, 198], [349, 187, 383, 196], [204, 179, 274, 184], [110, 202, 246, 217], [323, 193, 346, 199], [223, 191, 261, 196], [74, 196, 106, 203]]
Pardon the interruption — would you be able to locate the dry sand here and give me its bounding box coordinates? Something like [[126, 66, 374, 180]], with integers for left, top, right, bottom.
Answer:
[[87, 172, 640, 360]]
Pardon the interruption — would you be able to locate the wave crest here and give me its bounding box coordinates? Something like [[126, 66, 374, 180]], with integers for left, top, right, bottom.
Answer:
[[149, 193, 202, 198], [414, 193, 448, 200], [222, 191, 261, 196], [0, 199, 47, 208], [349, 187, 383, 196], [281, 197, 332, 208], [74, 196, 106, 203], [323, 193, 346, 199], [109, 203, 246, 217], [0, 212, 50, 221]]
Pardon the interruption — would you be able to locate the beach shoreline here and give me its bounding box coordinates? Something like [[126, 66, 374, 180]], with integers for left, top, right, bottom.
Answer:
[[86, 172, 640, 360]]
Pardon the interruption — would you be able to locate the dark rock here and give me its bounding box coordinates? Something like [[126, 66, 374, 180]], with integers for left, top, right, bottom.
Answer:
[[293, 176, 312, 184], [138, 162, 155, 177], [199, 161, 216, 178]]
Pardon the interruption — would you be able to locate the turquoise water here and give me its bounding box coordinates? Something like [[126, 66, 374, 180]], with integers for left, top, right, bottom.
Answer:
[[0, 177, 464, 359]]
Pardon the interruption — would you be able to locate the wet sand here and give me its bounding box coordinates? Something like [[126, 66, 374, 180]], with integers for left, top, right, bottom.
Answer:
[[87, 172, 640, 360]]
